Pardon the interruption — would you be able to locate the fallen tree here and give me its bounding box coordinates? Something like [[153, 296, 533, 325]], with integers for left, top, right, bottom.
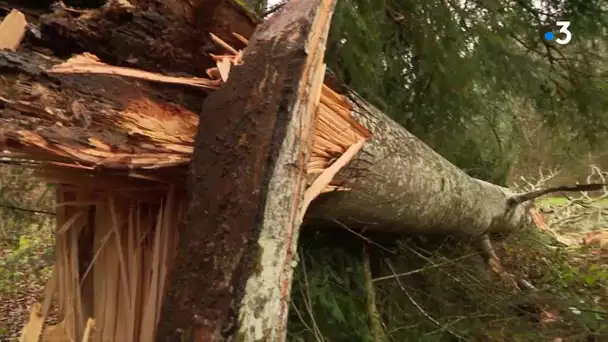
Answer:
[[0, 1, 605, 341]]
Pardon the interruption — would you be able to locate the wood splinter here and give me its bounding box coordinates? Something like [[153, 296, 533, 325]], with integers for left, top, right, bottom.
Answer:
[[0, 9, 27, 50]]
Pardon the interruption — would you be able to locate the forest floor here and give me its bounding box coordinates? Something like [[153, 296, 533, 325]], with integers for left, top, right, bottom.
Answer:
[[0, 195, 606, 341]]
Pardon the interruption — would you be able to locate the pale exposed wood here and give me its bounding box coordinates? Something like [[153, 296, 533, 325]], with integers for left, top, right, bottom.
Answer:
[[81, 318, 95, 342], [0, 9, 27, 50], [18, 269, 57, 342], [216, 58, 231, 82], [301, 138, 367, 217], [232, 32, 249, 44], [210, 33, 240, 55], [49, 53, 221, 89], [19, 303, 44, 342]]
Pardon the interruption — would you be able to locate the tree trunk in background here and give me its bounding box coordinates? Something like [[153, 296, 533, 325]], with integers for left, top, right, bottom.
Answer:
[[307, 92, 532, 237], [157, 0, 336, 341]]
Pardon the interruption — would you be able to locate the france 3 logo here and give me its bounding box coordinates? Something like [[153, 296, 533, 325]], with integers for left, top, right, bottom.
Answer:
[[544, 21, 571, 45]]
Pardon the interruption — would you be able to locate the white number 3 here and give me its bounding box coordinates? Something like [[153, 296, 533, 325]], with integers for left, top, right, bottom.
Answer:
[[556, 21, 572, 45]]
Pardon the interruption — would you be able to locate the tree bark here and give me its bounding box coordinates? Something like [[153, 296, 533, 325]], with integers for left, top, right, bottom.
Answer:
[[156, 0, 336, 341], [37, 0, 257, 76], [307, 93, 532, 237]]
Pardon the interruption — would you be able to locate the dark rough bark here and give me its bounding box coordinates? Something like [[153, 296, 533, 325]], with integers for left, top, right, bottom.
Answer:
[[156, 0, 336, 340], [37, 0, 257, 76], [307, 92, 533, 237]]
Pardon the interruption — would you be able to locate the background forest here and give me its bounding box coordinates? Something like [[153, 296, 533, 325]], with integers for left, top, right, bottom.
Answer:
[[1, 0, 607, 340]]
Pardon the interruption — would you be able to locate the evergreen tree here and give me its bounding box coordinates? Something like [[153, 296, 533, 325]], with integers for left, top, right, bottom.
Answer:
[[326, 0, 608, 183]]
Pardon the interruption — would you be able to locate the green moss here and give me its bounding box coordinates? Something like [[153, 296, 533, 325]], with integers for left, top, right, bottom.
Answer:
[[236, 330, 246, 342], [229, 0, 263, 22], [253, 243, 264, 276]]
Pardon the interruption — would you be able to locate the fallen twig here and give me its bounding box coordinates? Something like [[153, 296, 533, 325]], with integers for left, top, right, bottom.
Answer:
[[507, 183, 607, 206], [372, 253, 475, 282], [385, 260, 469, 341], [0, 203, 55, 215]]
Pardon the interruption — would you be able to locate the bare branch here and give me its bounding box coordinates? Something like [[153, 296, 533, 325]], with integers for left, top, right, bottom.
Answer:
[[507, 183, 607, 206], [0, 204, 55, 215]]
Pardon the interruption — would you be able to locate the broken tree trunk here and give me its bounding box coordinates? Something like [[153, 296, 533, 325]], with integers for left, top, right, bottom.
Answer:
[[0, 50, 201, 172], [1, 1, 577, 341], [306, 93, 533, 237], [157, 0, 337, 341]]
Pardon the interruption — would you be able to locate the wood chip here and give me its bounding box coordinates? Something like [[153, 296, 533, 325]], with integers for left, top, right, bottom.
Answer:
[[217, 58, 231, 82], [0, 9, 27, 50], [18, 302, 44, 342]]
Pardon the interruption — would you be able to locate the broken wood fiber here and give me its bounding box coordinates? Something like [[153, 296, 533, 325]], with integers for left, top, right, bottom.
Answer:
[[157, 0, 340, 341], [38, 0, 257, 76]]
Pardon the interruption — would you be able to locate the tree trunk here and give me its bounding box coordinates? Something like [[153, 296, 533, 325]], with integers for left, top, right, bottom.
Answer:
[[156, 0, 337, 340], [0, 1, 536, 341], [2, 0, 530, 239], [307, 93, 532, 237]]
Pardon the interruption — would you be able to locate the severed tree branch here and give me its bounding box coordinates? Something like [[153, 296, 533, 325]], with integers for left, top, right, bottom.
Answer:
[[507, 183, 607, 207]]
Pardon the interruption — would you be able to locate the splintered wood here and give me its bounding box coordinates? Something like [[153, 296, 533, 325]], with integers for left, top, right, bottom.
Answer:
[[49, 53, 222, 89], [34, 185, 183, 342], [8, 27, 370, 342], [0, 9, 27, 50], [23, 32, 371, 191]]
